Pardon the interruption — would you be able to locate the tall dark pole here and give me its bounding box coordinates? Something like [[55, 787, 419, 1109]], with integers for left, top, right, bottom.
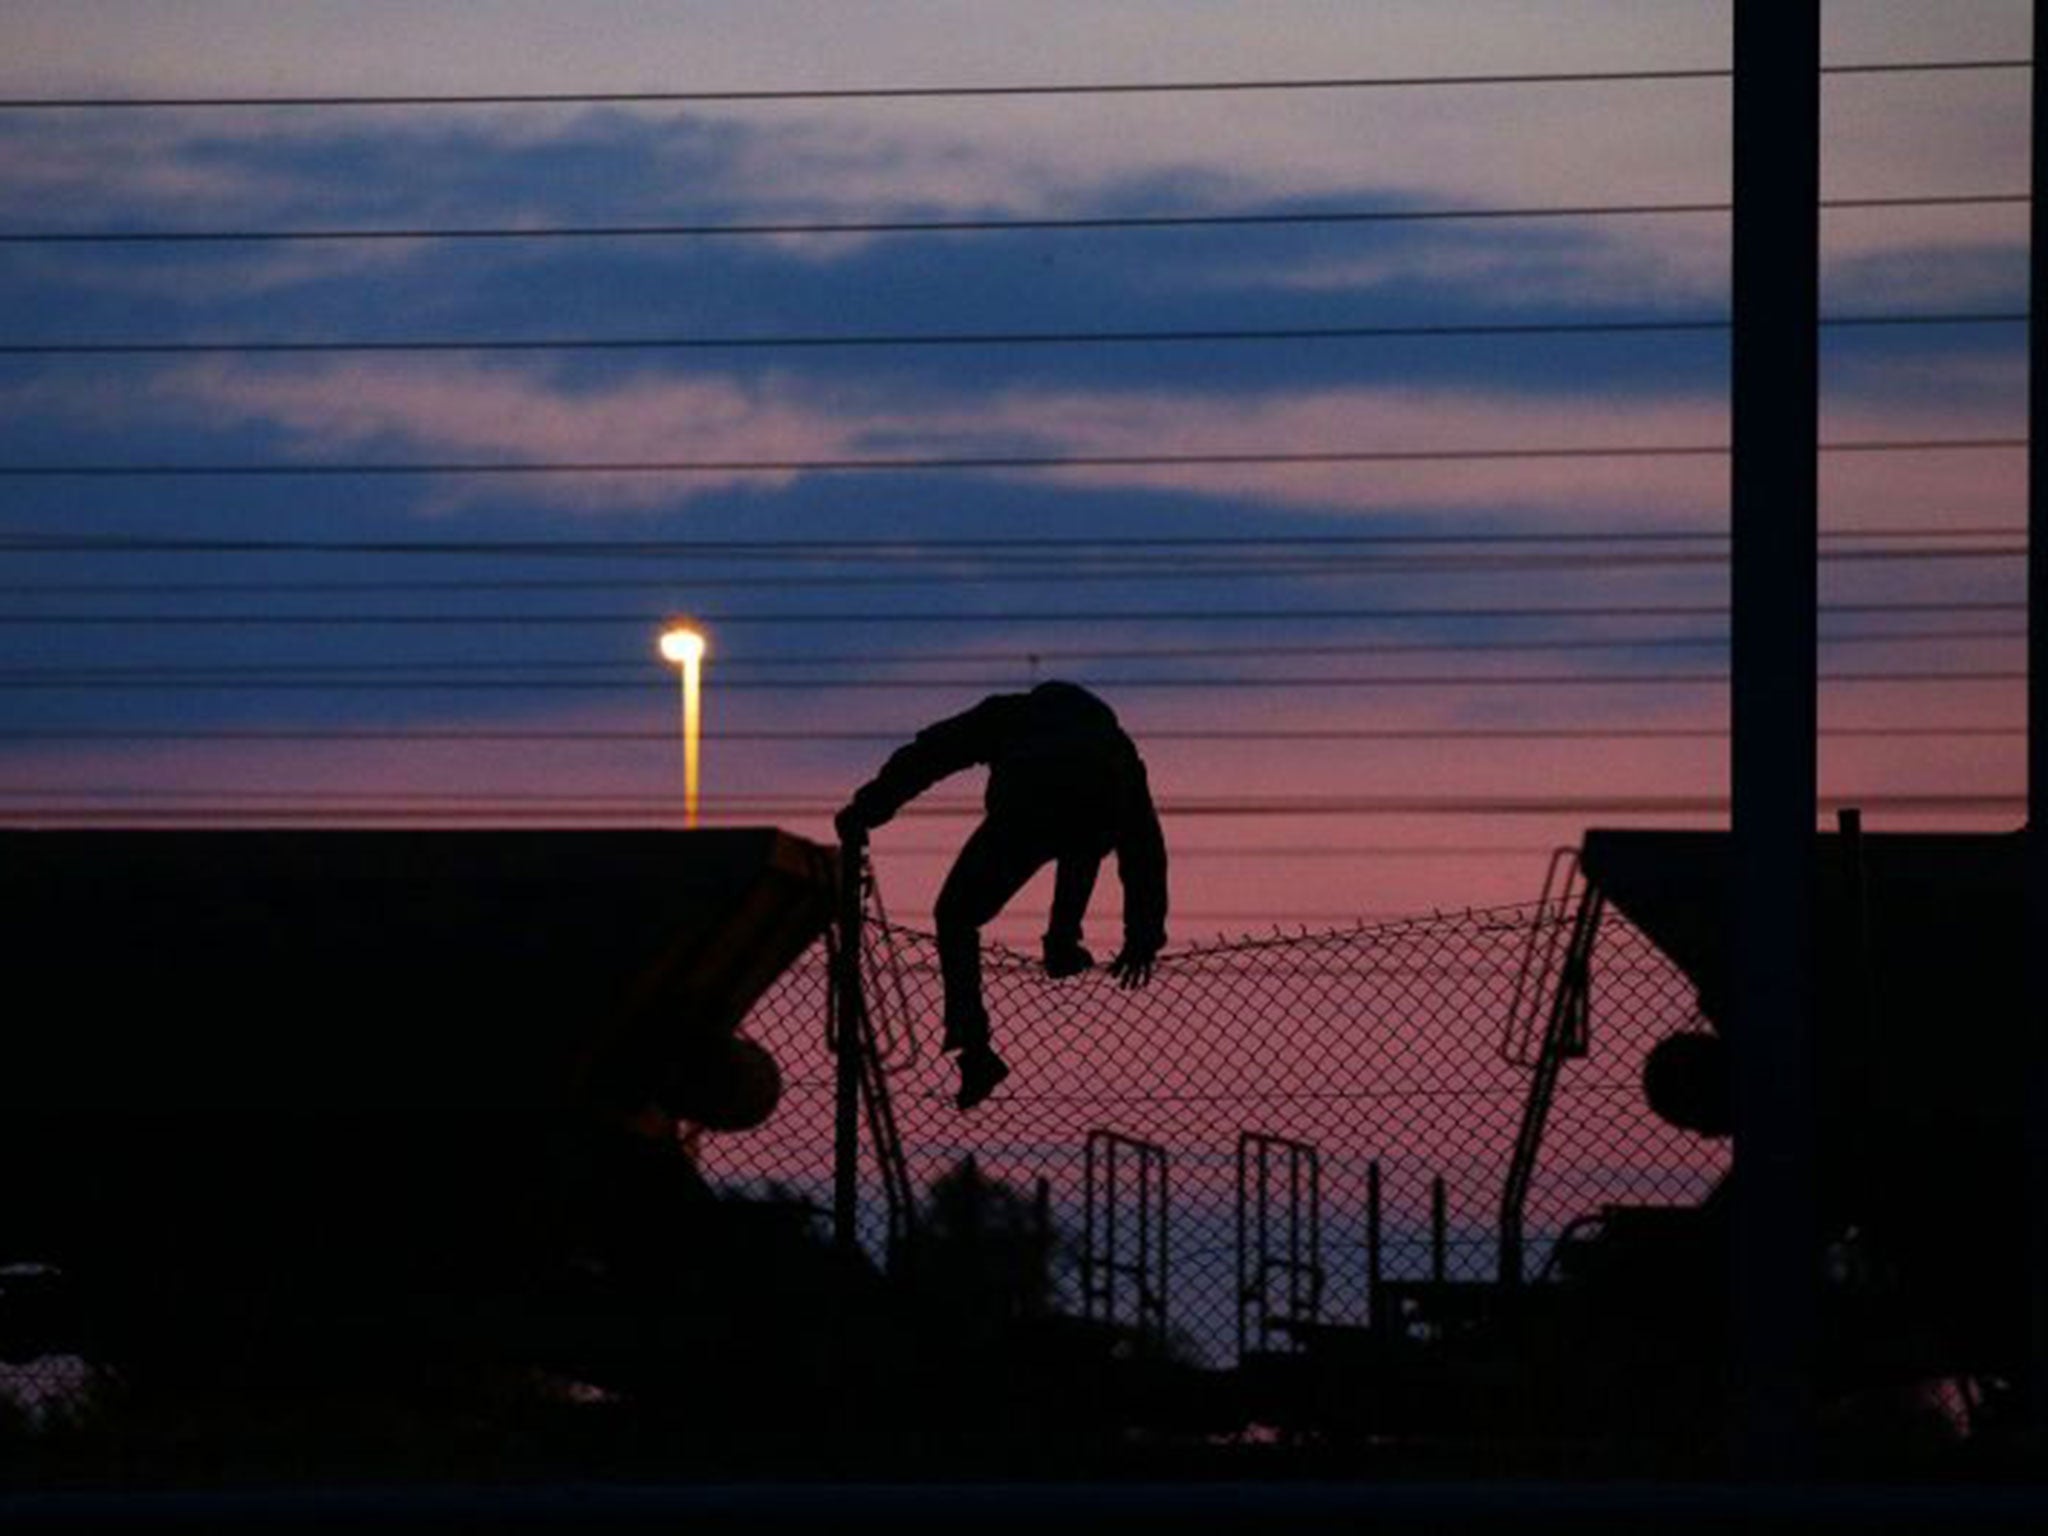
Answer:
[[2029, 0, 2048, 1441], [1730, 0, 1820, 1476]]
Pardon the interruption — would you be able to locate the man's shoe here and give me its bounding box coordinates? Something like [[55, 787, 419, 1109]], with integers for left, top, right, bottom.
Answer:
[[941, 1018, 987, 1055], [1042, 940, 1095, 980], [955, 1047, 1010, 1111]]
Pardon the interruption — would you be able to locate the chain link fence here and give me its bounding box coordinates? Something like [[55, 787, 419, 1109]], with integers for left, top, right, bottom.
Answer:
[[701, 881, 1728, 1368]]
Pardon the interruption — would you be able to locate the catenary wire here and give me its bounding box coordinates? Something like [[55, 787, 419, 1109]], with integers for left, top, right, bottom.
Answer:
[[0, 791, 2021, 818], [0, 525, 2021, 557], [0, 725, 2016, 744], [0, 57, 2023, 111], [0, 670, 2021, 691], [0, 599, 2020, 627], [0, 629, 2019, 677], [0, 311, 2020, 358], [0, 437, 2021, 478], [2, 546, 2023, 597], [0, 193, 2024, 245]]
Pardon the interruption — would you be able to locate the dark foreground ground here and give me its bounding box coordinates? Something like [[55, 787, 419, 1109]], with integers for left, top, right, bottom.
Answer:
[[7, 1475, 2048, 1534]]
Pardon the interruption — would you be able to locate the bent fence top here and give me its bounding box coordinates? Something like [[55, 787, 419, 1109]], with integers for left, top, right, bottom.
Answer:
[[704, 887, 1725, 1366]]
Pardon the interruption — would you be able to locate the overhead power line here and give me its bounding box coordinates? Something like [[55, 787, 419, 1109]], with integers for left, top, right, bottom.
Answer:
[[0, 629, 2018, 676], [0, 791, 2021, 820], [0, 725, 2017, 746], [0, 311, 2020, 358], [0, 69, 1741, 114], [0, 193, 2024, 246], [1, 524, 2020, 557], [5, 809, 2021, 833], [0, 437, 2019, 479], [0, 669, 2021, 692], [0, 598, 2018, 627], [2, 545, 2023, 597], [1822, 59, 2033, 75], [0, 57, 2022, 111]]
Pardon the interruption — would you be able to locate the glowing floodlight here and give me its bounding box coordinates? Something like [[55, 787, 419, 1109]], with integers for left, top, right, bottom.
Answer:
[[658, 625, 707, 667], [656, 622, 709, 827]]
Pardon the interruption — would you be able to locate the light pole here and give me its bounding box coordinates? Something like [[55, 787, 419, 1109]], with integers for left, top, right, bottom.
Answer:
[[657, 622, 707, 829]]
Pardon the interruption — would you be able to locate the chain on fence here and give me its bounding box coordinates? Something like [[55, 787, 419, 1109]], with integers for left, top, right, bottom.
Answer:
[[701, 870, 1728, 1368]]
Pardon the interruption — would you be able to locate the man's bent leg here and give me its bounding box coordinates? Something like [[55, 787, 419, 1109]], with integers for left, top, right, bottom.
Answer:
[[936, 929, 990, 1053], [1045, 848, 1104, 970], [934, 818, 1048, 1054]]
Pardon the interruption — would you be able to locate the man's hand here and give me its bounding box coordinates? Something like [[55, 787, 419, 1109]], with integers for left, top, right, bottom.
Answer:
[[1107, 945, 1158, 989], [833, 804, 869, 847], [1042, 938, 1095, 980]]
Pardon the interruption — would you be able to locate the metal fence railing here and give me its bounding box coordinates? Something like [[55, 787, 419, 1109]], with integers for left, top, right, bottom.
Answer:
[[700, 885, 1728, 1368]]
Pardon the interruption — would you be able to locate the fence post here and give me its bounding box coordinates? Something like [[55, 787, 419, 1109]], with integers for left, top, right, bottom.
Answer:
[[1366, 1160, 1383, 1337], [1082, 1135, 1097, 1323], [1430, 1176, 1448, 1285], [832, 830, 865, 1258]]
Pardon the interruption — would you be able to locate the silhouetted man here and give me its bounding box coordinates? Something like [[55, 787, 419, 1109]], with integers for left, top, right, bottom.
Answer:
[[836, 681, 1169, 1110]]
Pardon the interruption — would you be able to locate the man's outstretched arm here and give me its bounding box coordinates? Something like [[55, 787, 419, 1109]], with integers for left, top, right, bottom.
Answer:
[[1109, 782, 1168, 988], [837, 693, 1020, 839]]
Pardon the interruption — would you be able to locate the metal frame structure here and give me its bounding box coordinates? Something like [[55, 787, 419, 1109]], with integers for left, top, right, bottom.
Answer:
[[1081, 1129, 1170, 1348], [1235, 1132, 1324, 1358]]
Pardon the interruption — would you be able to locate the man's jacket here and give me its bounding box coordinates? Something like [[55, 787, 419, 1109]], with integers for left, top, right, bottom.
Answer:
[[844, 681, 1168, 955]]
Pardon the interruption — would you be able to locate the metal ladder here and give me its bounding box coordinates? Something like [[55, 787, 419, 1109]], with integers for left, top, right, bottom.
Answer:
[[1497, 847, 1602, 1285]]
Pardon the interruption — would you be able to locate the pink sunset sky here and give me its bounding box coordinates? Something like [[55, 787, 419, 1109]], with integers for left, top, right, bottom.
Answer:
[[0, 1, 2030, 946]]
